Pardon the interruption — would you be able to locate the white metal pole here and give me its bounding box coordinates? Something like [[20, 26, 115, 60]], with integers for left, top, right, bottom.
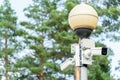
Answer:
[[74, 39, 81, 80], [80, 39, 88, 80], [81, 66, 88, 80], [74, 43, 81, 80], [75, 39, 88, 80]]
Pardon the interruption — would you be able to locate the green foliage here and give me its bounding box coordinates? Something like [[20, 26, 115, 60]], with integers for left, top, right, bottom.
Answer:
[[0, 0, 17, 58], [16, 0, 62, 79], [90, 0, 120, 41], [0, 0, 26, 79], [30, 67, 41, 74]]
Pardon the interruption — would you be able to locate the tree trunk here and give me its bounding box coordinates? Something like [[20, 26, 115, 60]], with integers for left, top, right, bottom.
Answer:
[[39, 73, 44, 80], [39, 57, 44, 80], [39, 33, 44, 80], [5, 59, 8, 80], [5, 34, 8, 80]]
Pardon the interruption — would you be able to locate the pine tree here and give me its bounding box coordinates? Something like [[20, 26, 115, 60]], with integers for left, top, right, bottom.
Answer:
[[16, 0, 60, 80], [0, 0, 23, 79]]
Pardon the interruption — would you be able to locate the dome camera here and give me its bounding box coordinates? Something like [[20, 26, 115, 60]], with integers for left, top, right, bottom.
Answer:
[[68, 3, 98, 38]]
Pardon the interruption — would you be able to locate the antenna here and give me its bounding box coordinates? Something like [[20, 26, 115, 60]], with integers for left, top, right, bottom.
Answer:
[[85, 0, 88, 3], [81, 0, 88, 3]]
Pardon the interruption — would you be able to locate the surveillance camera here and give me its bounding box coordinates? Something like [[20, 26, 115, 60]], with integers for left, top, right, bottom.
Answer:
[[91, 47, 107, 55], [60, 58, 74, 71], [82, 47, 107, 65]]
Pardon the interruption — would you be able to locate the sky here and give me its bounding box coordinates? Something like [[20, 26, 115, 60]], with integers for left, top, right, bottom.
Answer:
[[103, 40, 120, 78], [10, 0, 32, 22], [0, 0, 32, 21], [0, 0, 120, 79]]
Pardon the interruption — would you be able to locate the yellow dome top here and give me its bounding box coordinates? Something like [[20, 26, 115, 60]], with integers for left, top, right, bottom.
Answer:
[[68, 3, 98, 30]]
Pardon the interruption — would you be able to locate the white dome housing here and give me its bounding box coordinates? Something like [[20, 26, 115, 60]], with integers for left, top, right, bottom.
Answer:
[[68, 3, 98, 38]]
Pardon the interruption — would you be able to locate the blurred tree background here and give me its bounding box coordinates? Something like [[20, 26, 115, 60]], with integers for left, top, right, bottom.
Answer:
[[0, 0, 120, 80], [0, 0, 22, 80]]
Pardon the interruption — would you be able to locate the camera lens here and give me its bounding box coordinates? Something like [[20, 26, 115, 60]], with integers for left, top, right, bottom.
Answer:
[[102, 48, 107, 55]]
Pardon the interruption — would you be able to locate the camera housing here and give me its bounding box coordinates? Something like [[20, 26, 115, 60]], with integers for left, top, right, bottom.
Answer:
[[82, 47, 107, 65], [60, 58, 74, 71], [91, 47, 107, 56]]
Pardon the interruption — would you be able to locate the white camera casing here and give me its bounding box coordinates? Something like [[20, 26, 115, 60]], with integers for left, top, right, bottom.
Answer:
[[60, 58, 74, 71]]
